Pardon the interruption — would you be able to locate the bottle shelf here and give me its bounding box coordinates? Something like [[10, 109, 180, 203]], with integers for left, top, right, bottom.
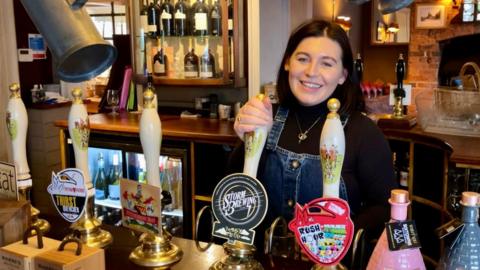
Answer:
[[95, 199, 184, 217], [135, 74, 233, 86]]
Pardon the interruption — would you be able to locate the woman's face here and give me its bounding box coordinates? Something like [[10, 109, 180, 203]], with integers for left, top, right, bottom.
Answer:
[[285, 36, 347, 107]]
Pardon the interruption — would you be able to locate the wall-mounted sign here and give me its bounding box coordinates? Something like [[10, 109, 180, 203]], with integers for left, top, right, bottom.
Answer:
[[0, 161, 17, 200], [48, 169, 87, 223], [28, 33, 46, 60], [120, 179, 162, 234], [211, 173, 268, 245]]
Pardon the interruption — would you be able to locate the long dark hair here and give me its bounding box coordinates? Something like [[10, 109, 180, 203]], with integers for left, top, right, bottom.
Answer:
[[276, 19, 364, 114]]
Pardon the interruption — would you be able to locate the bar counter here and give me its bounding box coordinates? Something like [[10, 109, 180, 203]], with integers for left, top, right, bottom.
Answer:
[[43, 215, 312, 270], [54, 111, 239, 145], [55, 112, 480, 168]]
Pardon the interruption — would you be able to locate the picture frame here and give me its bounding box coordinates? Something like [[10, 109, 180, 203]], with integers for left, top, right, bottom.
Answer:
[[415, 3, 447, 29]]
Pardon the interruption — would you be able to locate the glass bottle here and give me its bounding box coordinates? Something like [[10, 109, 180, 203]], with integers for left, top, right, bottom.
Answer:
[[147, 0, 160, 38], [153, 44, 168, 76], [199, 47, 215, 78], [353, 53, 363, 83], [184, 48, 199, 78], [210, 0, 222, 36], [94, 152, 108, 200], [437, 192, 480, 270], [108, 153, 121, 200], [159, 0, 174, 36], [174, 0, 189, 36], [366, 189, 426, 270], [228, 0, 233, 36], [140, 0, 149, 33], [192, 0, 209, 36]]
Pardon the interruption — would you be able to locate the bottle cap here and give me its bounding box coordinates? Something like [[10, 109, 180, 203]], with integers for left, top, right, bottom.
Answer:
[[390, 189, 409, 204], [461, 191, 479, 207]]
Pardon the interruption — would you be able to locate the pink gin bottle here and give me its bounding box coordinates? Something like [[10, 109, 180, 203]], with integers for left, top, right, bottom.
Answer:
[[366, 189, 426, 270]]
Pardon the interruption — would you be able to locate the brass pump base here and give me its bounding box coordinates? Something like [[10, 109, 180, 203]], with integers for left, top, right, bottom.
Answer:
[[311, 263, 347, 270], [31, 206, 50, 234], [129, 230, 183, 269], [19, 186, 50, 235], [69, 216, 113, 248], [210, 242, 263, 270]]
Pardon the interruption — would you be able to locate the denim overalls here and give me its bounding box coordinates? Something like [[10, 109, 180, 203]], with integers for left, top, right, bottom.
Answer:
[[259, 106, 349, 223]]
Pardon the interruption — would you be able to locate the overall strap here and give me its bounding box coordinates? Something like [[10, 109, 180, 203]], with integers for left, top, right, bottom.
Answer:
[[266, 106, 288, 151]]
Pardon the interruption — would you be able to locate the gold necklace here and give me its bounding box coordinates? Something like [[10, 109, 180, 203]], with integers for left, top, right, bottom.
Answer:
[[294, 112, 323, 144]]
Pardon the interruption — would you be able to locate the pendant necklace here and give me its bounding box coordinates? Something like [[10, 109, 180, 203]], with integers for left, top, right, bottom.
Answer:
[[294, 112, 323, 144]]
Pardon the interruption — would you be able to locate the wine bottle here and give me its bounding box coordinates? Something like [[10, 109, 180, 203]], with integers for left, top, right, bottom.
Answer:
[[94, 152, 108, 200], [228, 0, 233, 36], [192, 0, 208, 36], [159, 0, 174, 36], [184, 48, 199, 78], [153, 45, 168, 76], [353, 53, 363, 83], [199, 48, 215, 78], [366, 189, 426, 270], [210, 0, 222, 36], [108, 153, 121, 200], [437, 192, 480, 270], [140, 0, 149, 33], [174, 0, 189, 36], [147, 0, 160, 38]]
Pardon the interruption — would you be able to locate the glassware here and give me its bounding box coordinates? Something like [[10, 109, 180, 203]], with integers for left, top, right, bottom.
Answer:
[[437, 192, 480, 270], [106, 89, 119, 115]]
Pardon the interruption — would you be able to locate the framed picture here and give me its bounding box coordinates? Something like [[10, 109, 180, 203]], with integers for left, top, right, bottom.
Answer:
[[415, 4, 447, 29]]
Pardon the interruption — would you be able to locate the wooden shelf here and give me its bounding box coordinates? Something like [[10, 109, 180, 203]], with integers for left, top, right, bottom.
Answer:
[[134, 74, 233, 87]]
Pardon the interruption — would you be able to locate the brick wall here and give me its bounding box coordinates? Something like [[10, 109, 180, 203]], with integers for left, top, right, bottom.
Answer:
[[408, 1, 480, 112]]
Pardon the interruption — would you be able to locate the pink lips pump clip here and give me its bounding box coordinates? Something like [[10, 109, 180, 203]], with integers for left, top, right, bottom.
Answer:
[[288, 198, 353, 265], [288, 99, 354, 266]]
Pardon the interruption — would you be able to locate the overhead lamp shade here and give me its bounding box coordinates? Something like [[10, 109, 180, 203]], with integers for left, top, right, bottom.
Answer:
[[378, 0, 414, 14], [20, 0, 117, 82], [347, 0, 371, 4]]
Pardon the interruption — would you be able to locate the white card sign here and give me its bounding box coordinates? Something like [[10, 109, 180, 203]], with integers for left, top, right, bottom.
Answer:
[[0, 161, 17, 200]]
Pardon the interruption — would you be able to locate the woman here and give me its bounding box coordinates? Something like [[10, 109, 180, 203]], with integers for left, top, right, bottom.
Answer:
[[231, 20, 397, 248]]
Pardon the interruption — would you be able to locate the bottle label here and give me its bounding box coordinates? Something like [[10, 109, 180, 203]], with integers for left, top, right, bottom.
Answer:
[[385, 220, 422, 251], [175, 10, 186, 19], [184, 63, 198, 77], [109, 184, 120, 200], [154, 61, 165, 73], [200, 68, 213, 78], [148, 24, 157, 32], [95, 189, 105, 200], [194, 13, 208, 30], [228, 19, 233, 30], [161, 10, 172, 19]]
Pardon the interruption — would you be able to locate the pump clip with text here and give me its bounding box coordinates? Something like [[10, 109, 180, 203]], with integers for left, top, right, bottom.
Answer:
[[288, 197, 353, 266]]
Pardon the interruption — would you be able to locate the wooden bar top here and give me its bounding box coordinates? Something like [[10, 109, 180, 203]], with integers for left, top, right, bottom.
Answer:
[[383, 125, 480, 168], [54, 111, 239, 145]]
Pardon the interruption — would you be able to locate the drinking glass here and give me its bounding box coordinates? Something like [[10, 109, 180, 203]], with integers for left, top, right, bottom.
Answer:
[[107, 89, 119, 115]]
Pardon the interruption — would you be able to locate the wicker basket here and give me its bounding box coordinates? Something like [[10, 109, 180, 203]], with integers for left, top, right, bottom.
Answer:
[[416, 87, 480, 137]]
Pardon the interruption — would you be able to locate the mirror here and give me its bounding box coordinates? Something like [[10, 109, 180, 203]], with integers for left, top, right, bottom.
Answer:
[[371, 0, 411, 44]]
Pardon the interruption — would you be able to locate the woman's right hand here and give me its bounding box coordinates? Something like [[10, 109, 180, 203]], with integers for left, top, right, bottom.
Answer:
[[233, 95, 273, 140]]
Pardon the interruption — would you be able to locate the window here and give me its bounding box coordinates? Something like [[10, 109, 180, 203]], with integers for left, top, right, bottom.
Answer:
[[85, 2, 129, 79]]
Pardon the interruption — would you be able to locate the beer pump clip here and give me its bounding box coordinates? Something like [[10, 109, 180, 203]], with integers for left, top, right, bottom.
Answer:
[[288, 99, 354, 268], [195, 94, 269, 270]]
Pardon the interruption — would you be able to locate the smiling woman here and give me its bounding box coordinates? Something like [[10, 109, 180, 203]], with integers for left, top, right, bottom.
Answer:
[[230, 19, 398, 266]]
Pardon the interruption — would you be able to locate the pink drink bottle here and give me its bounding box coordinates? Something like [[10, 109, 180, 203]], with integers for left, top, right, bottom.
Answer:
[[366, 189, 426, 270]]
